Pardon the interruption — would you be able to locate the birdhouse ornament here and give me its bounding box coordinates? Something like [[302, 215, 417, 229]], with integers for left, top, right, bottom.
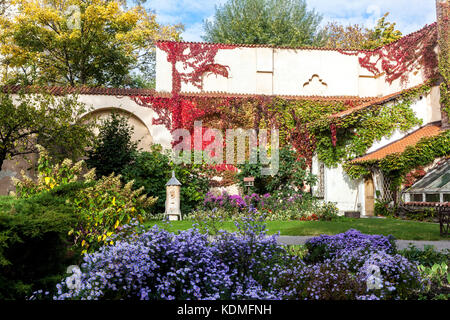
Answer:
[[165, 171, 182, 221]]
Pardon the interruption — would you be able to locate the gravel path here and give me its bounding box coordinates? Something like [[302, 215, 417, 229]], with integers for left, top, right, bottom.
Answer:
[[277, 236, 450, 252]]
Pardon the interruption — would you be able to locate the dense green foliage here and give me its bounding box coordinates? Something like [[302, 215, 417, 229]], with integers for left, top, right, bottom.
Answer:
[[0, 0, 181, 87], [362, 12, 403, 49], [236, 147, 316, 196], [14, 147, 157, 254], [311, 88, 427, 168], [0, 191, 79, 300], [203, 0, 326, 46], [86, 112, 138, 178], [0, 91, 95, 167], [121, 146, 210, 214], [323, 13, 402, 49], [399, 245, 450, 268], [344, 130, 450, 188]]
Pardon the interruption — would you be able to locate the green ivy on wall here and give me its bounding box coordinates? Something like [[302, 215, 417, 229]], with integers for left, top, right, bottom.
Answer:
[[308, 82, 433, 168], [343, 130, 450, 189]]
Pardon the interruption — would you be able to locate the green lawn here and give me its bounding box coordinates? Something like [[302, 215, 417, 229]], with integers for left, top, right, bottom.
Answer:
[[145, 217, 446, 241], [2, 194, 444, 240]]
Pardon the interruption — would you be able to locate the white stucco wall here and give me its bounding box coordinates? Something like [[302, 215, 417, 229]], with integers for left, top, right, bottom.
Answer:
[[155, 43, 433, 98], [311, 155, 365, 215]]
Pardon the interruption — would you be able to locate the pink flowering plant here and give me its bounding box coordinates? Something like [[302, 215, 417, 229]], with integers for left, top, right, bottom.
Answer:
[[190, 191, 338, 221]]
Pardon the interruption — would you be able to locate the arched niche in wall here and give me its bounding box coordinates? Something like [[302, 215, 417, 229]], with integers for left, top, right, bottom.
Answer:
[[302, 74, 328, 95], [82, 107, 153, 151]]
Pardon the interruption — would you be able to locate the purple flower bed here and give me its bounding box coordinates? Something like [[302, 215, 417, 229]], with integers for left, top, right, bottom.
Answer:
[[47, 225, 422, 300], [52, 219, 286, 300], [304, 229, 396, 262]]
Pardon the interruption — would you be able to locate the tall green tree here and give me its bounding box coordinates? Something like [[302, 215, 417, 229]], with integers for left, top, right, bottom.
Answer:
[[323, 13, 402, 50], [203, 0, 326, 46], [0, 0, 182, 87], [0, 90, 95, 168], [86, 112, 138, 178], [363, 12, 402, 49]]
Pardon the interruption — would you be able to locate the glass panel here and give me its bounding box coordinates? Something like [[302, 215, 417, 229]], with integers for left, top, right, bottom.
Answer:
[[444, 194, 450, 202], [411, 194, 423, 202], [425, 194, 440, 202]]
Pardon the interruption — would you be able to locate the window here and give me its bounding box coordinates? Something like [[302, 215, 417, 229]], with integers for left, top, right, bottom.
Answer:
[[444, 194, 450, 202], [425, 194, 440, 202], [411, 194, 423, 202]]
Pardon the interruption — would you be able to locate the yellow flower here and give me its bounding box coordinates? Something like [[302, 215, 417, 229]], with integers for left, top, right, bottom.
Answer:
[[44, 177, 51, 185], [81, 240, 86, 247], [112, 197, 116, 206], [114, 220, 120, 229]]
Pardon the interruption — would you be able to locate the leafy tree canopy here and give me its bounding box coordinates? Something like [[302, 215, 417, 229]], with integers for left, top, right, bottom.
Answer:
[[0, 90, 96, 168], [202, 0, 326, 47], [0, 0, 183, 87], [323, 12, 403, 49]]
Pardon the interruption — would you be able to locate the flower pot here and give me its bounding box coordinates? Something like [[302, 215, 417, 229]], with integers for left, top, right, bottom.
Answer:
[[345, 211, 360, 218]]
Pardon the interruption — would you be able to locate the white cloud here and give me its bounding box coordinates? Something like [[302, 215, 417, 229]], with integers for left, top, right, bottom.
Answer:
[[143, 0, 438, 41], [181, 22, 206, 42], [307, 0, 436, 34]]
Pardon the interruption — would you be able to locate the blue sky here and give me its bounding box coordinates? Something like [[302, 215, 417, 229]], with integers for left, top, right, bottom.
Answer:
[[143, 0, 437, 42]]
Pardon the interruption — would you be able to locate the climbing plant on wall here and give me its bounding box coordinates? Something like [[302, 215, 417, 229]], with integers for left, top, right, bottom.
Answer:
[[343, 130, 450, 189], [308, 82, 433, 167], [437, 0, 450, 119], [131, 29, 441, 186], [134, 41, 236, 130], [340, 23, 438, 85]]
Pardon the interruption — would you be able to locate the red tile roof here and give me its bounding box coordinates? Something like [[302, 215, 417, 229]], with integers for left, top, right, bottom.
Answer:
[[403, 201, 450, 208], [0, 85, 375, 104], [350, 123, 444, 163]]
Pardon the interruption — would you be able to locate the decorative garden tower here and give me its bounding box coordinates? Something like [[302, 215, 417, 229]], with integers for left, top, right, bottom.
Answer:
[[165, 171, 182, 221]]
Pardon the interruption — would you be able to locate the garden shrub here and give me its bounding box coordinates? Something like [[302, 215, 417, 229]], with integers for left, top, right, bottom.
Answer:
[[374, 198, 396, 217], [13, 144, 91, 198], [121, 146, 210, 214], [0, 192, 79, 300], [86, 112, 138, 179], [399, 245, 450, 267], [417, 262, 450, 300], [276, 258, 367, 300], [404, 208, 437, 222], [288, 230, 421, 300], [236, 147, 317, 196], [67, 173, 157, 254]]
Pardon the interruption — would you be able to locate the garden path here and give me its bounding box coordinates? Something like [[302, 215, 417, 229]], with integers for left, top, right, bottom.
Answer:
[[277, 236, 450, 252]]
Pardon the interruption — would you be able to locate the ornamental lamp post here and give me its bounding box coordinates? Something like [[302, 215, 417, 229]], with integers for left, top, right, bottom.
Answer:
[[165, 170, 182, 221], [243, 176, 255, 195]]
